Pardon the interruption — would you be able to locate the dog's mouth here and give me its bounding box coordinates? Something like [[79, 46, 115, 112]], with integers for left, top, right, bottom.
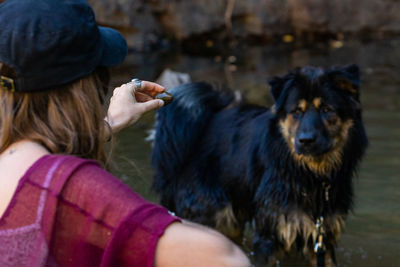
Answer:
[[292, 139, 344, 175], [294, 140, 332, 157]]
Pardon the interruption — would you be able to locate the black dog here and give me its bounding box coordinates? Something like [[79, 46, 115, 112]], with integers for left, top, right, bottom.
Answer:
[[151, 65, 368, 266]]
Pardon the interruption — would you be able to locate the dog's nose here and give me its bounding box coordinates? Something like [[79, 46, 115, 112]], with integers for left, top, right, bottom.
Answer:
[[298, 132, 316, 145]]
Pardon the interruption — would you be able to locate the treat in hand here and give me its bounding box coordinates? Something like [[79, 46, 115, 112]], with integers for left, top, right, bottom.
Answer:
[[155, 91, 174, 106], [133, 79, 173, 106]]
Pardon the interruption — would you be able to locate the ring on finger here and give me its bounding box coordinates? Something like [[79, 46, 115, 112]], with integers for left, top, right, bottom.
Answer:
[[131, 78, 142, 91]]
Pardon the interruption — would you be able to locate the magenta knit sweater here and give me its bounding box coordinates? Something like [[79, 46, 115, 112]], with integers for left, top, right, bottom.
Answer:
[[0, 155, 180, 266]]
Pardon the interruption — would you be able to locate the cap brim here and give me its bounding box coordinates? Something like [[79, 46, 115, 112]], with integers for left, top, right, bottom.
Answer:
[[98, 26, 128, 67]]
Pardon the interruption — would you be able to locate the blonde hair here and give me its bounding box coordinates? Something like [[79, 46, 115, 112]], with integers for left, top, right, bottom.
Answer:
[[0, 63, 109, 166]]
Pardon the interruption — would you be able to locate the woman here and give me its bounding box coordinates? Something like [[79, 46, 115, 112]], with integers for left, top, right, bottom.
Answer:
[[0, 0, 250, 266]]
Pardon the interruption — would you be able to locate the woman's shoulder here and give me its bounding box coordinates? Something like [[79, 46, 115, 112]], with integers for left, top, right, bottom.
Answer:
[[39, 154, 99, 168], [49, 154, 164, 225], [26, 154, 100, 187], [29, 154, 100, 176]]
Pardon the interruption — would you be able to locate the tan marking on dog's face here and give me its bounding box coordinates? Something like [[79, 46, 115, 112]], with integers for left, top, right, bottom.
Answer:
[[299, 99, 307, 112], [325, 114, 343, 144], [279, 114, 298, 148], [313, 98, 322, 109], [280, 112, 354, 175], [279, 93, 355, 176], [295, 119, 353, 175]]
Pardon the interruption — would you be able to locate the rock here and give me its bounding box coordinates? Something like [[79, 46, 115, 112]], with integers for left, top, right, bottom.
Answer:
[[158, 1, 226, 40], [88, 0, 163, 51], [289, 0, 400, 34], [88, 0, 400, 50]]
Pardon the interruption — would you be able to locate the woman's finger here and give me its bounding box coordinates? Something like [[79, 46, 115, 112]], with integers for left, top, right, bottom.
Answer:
[[138, 99, 164, 113], [113, 82, 135, 97], [138, 81, 165, 97], [135, 91, 154, 102]]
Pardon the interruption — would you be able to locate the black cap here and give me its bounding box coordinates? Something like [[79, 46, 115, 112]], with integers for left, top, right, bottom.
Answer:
[[0, 0, 128, 92]]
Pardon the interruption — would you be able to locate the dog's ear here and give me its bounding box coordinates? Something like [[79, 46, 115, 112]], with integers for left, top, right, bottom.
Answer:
[[329, 64, 361, 99], [268, 76, 285, 102]]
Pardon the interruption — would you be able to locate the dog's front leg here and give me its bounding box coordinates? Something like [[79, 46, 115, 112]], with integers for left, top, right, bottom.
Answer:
[[252, 233, 278, 267], [308, 249, 336, 267]]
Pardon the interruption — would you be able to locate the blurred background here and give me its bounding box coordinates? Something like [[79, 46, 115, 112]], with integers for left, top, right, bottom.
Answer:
[[89, 0, 400, 266]]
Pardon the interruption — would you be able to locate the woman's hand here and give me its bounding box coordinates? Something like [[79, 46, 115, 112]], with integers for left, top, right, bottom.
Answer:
[[105, 80, 165, 135]]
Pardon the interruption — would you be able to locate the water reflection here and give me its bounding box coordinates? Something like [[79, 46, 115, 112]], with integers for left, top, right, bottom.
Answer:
[[109, 39, 400, 266]]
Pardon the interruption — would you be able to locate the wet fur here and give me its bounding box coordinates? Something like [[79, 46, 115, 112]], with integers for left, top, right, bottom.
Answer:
[[151, 65, 368, 265]]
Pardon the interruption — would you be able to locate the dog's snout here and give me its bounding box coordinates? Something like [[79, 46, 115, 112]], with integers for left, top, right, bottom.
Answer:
[[295, 130, 332, 156], [298, 132, 316, 145]]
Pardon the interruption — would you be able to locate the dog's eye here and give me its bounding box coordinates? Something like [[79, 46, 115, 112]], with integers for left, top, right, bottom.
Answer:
[[322, 106, 334, 114], [291, 108, 303, 116]]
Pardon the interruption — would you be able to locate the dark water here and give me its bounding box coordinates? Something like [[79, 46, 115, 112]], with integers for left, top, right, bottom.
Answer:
[[109, 39, 400, 266]]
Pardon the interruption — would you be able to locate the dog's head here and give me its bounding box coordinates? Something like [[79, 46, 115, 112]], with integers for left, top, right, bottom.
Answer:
[[269, 64, 362, 175]]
